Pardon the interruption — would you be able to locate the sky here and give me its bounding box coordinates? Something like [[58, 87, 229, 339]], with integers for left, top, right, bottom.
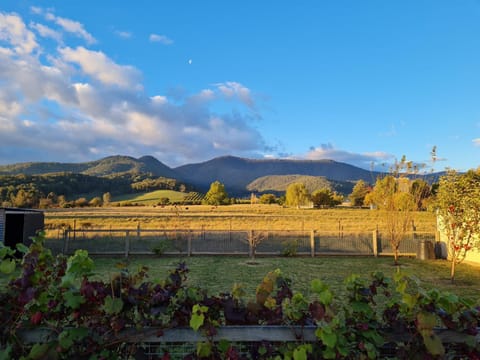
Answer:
[[0, 1, 479, 172]]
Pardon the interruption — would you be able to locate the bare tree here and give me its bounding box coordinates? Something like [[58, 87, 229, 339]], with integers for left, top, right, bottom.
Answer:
[[246, 230, 267, 263]]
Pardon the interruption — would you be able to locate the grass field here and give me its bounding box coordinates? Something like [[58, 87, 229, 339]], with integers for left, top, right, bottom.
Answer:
[[44, 204, 437, 234], [112, 190, 202, 205], [91, 256, 480, 301]]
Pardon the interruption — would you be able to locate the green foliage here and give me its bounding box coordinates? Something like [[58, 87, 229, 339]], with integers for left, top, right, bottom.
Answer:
[[190, 304, 208, 331], [349, 179, 371, 206], [152, 239, 171, 255], [436, 169, 480, 282], [281, 239, 298, 257], [285, 182, 310, 208], [311, 188, 342, 207], [203, 180, 229, 205], [366, 158, 427, 265], [259, 193, 277, 204], [102, 295, 123, 315], [1, 232, 479, 359]]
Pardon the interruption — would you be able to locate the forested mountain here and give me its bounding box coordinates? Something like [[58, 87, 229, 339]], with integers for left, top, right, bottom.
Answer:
[[0, 154, 384, 201], [174, 156, 377, 193]]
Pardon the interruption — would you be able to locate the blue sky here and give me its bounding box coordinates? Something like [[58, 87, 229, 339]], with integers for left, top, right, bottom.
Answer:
[[0, 1, 479, 171]]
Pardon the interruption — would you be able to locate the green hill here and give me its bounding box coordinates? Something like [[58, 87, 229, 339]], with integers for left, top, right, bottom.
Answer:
[[0, 155, 178, 178], [247, 174, 354, 195]]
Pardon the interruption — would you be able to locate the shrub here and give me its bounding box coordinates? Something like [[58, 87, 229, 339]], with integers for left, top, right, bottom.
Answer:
[[152, 239, 171, 255], [0, 233, 479, 359], [281, 239, 298, 257]]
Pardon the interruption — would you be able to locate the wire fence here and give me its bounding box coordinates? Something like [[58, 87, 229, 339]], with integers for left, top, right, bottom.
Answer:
[[47, 227, 438, 258]]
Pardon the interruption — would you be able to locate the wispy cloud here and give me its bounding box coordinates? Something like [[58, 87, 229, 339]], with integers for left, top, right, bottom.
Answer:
[[30, 22, 63, 43], [114, 30, 132, 39], [149, 33, 173, 45], [301, 143, 392, 169], [473, 138, 480, 147], [31, 7, 96, 44]]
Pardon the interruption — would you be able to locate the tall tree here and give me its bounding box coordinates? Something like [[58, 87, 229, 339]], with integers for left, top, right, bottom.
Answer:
[[285, 183, 310, 208], [349, 180, 370, 206], [311, 188, 341, 207], [202, 181, 229, 205], [366, 156, 422, 265], [436, 169, 480, 283]]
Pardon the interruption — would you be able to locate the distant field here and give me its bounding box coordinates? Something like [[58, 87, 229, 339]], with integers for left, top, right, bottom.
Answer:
[[112, 190, 203, 205], [44, 204, 437, 234]]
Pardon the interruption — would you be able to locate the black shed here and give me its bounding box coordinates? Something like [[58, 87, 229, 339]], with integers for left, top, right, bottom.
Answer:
[[0, 208, 44, 248]]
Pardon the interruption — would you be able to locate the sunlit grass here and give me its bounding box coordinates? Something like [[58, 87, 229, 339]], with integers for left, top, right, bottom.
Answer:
[[91, 256, 480, 301], [44, 205, 437, 233]]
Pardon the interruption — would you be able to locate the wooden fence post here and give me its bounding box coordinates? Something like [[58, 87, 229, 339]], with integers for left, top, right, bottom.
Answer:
[[372, 229, 378, 257], [412, 221, 417, 241], [125, 231, 130, 258], [73, 219, 76, 243], [248, 230, 253, 258], [310, 230, 315, 257], [63, 229, 70, 254]]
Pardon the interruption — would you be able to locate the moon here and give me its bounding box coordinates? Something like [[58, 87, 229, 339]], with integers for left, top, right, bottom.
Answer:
[[188, 59, 192, 65]]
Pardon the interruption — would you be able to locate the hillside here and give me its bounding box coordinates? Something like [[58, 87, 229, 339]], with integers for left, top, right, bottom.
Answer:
[[0, 155, 178, 178], [247, 175, 354, 194], [175, 156, 377, 194], [0, 154, 383, 197]]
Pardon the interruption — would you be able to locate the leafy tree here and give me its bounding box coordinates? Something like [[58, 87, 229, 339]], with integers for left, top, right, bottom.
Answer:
[[285, 183, 310, 208], [349, 180, 370, 206], [436, 169, 480, 283], [102, 192, 111, 206], [311, 189, 341, 207], [89, 197, 102, 207], [75, 197, 89, 207], [57, 195, 67, 208], [410, 179, 431, 210], [202, 181, 229, 205], [259, 193, 277, 204], [158, 197, 170, 205], [366, 157, 422, 265]]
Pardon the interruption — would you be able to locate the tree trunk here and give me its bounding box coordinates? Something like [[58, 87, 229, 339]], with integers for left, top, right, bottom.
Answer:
[[450, 255, 457, 284], [394, 245, 399, 265]]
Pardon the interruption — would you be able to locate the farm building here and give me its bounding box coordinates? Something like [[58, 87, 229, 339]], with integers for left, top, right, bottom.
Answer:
[[0, 207, 44, 248]]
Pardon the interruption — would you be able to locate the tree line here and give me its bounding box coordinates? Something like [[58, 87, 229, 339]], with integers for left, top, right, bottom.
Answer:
[[0, 172, 189, 208]]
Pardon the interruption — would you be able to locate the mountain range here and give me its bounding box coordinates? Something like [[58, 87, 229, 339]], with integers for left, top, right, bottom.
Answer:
[[0, 155, 382, 195]]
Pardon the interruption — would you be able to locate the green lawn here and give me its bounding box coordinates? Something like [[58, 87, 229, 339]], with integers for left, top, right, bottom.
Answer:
[[91, 256, 480, 301]]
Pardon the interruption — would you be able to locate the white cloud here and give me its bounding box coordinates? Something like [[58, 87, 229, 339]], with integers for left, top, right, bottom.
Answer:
[[303, 143, 392, 169], [114, 30, 132, 39], [149, 33, 173, 45], [45, 12, 96, 44], [473, 138, 480, 146], [0, 12, 38, 54], [59, 46, 142, 89], [30, 22, 62, 43], [30, 7, 43, 15], [215, 81, 255, 109], [0, 10, 267, 166]]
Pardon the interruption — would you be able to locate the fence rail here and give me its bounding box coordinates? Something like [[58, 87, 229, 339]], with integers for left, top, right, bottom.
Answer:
[[21, 325, 480, 359], [54, 227, 438, 258]]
